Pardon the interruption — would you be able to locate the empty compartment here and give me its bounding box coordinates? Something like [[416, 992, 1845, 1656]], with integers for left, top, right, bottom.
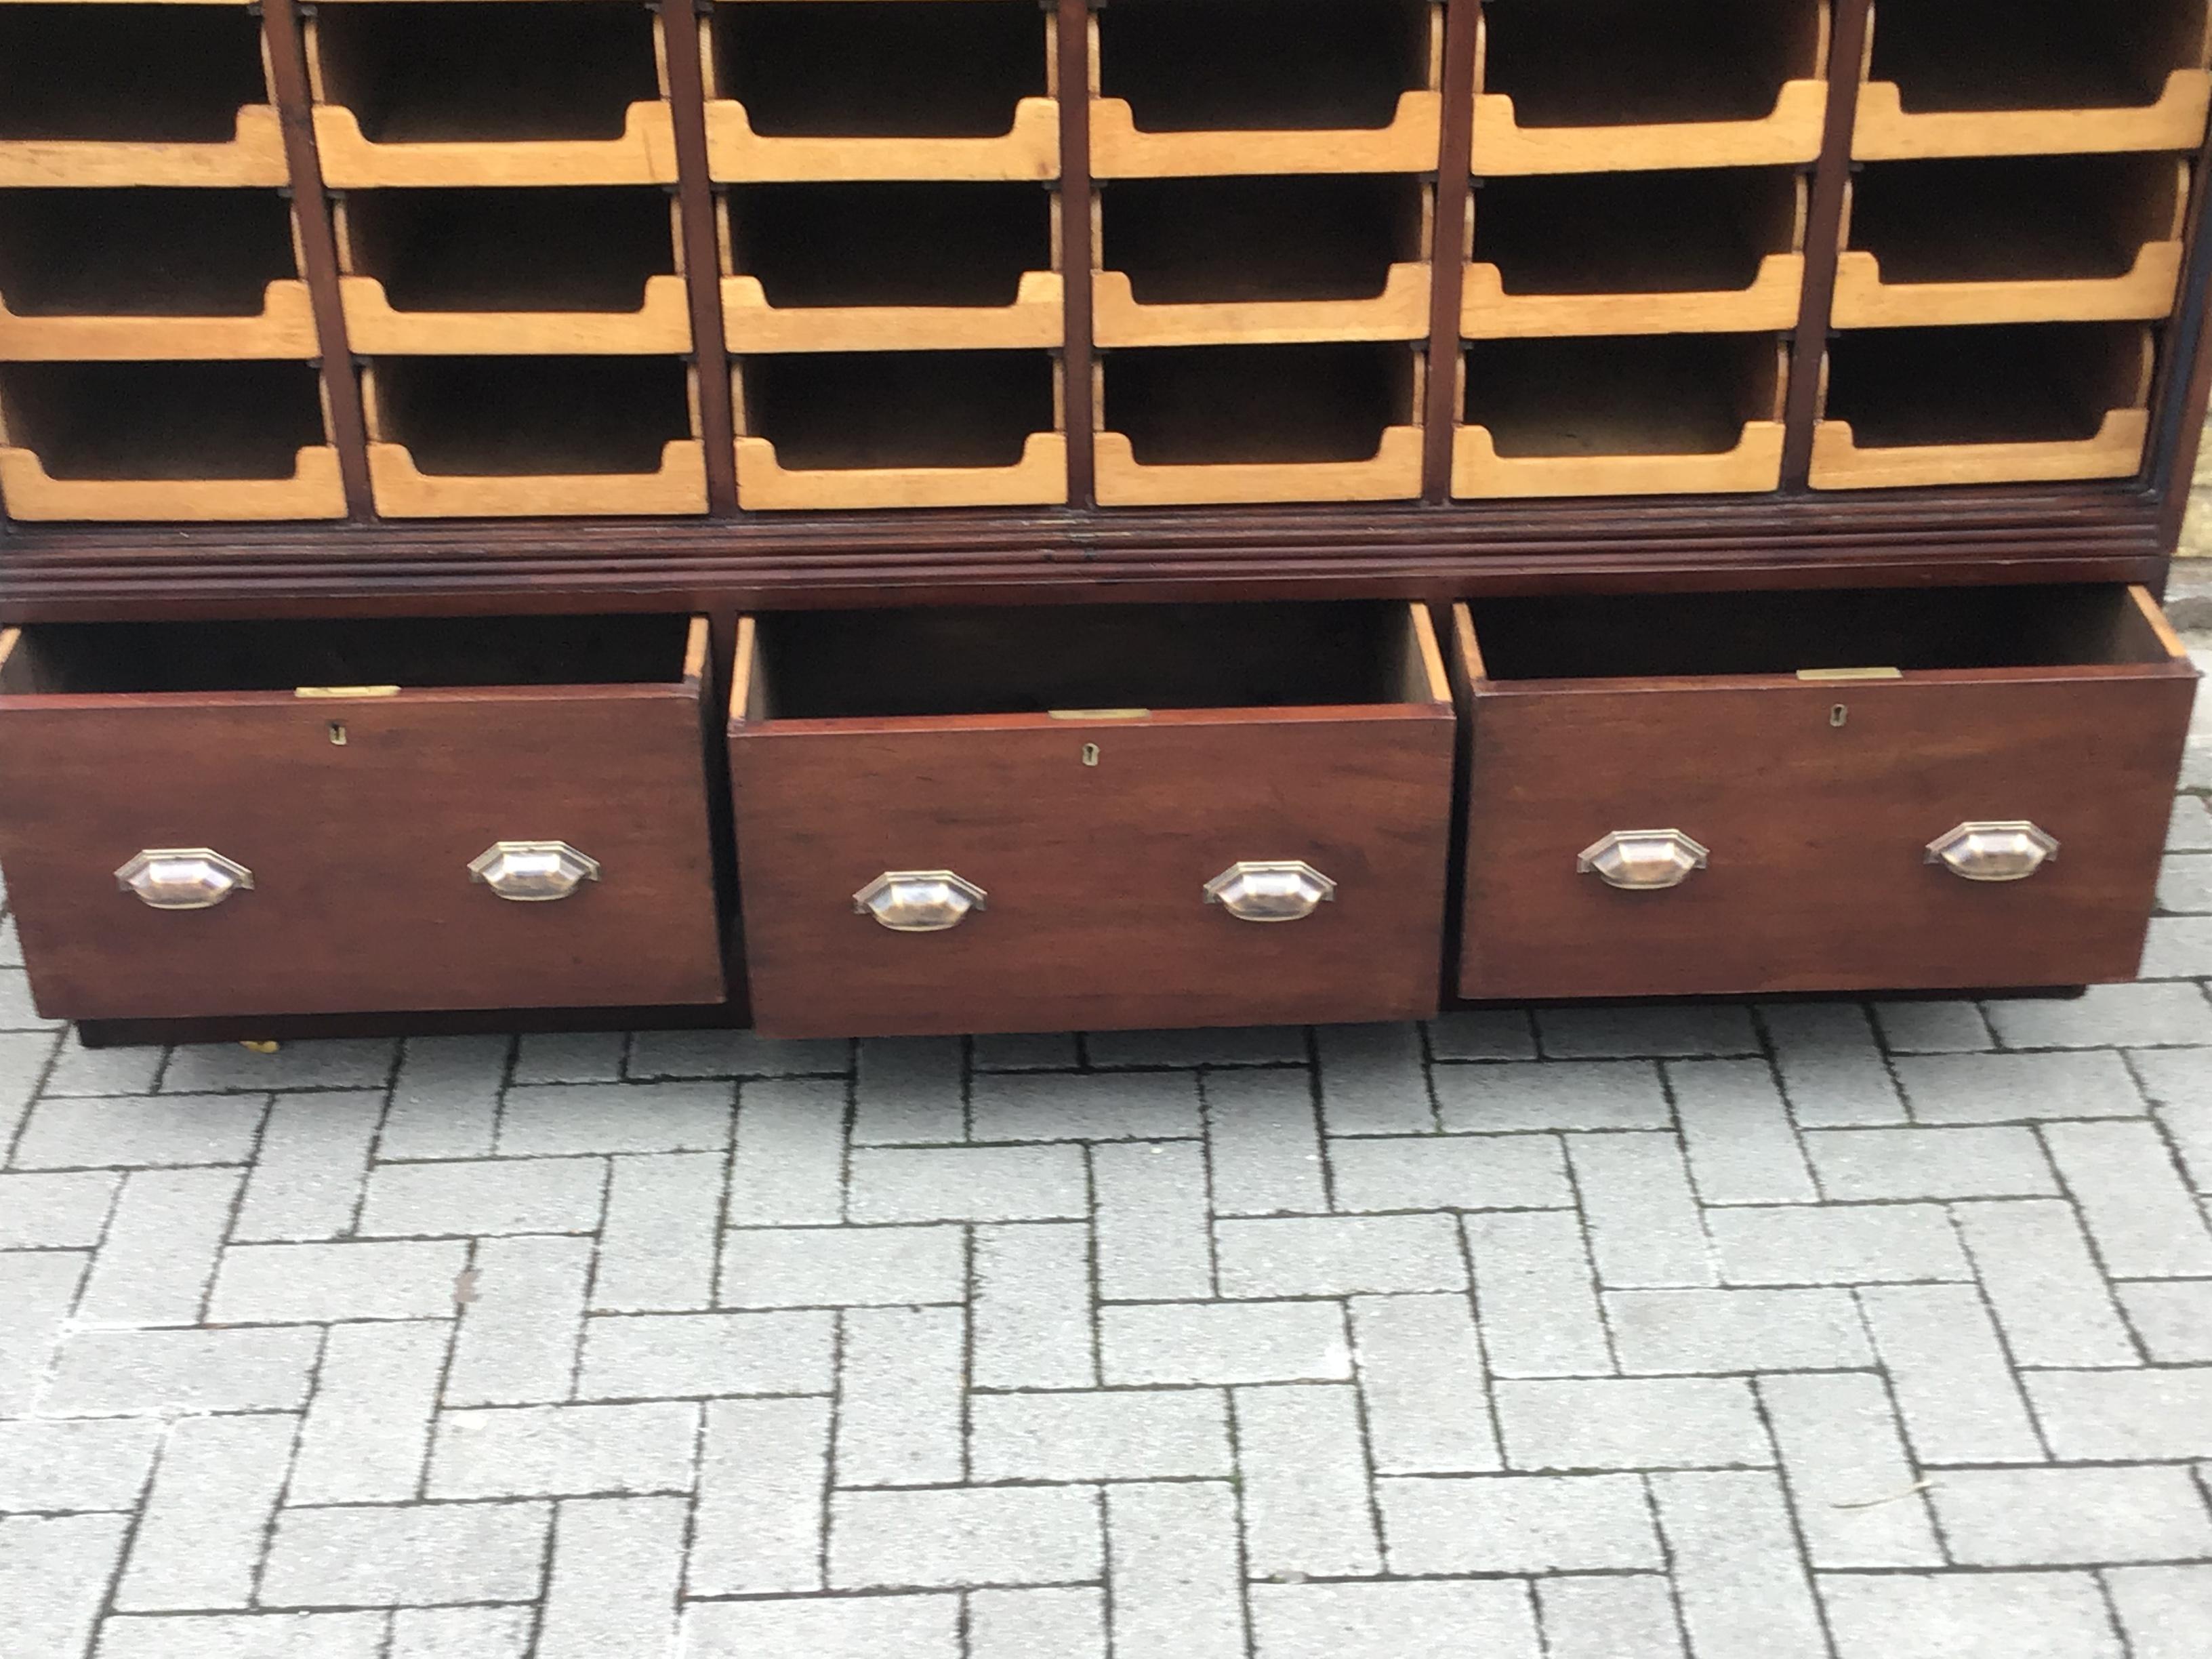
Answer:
[[1097, 342, 1425, 505], [1097, 175, 1431, 346], [0, 359, 342, 520], [1474, 0, 1830, 171], [734, 349, 1065, 510], [1836, 155, 2190, 326], [308, 1, 676, 186], [363, 354, 707, 516], [1465, 169, 1805, 335], [0, 189, 314, 359], [0, 5, 285, 186], [705, 1, 1057, 182], [1813, 323, 2154, 488], [721, 182, 1060, 352], [1857, 0, 2212, 157], [1456, 334, 1786, 496], [1092, 0, 1443, 176], [336, 187, 688, 353]]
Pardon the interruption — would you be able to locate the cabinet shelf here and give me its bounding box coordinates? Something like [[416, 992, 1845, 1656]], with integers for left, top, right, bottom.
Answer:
[[734, 349, 1065, 510], [1091, 0, 1443, 178], [1472, 0, 1830, 173], [1854, 0, 2212, 158], [1096, 342, 1425, 506], [1454, 334, 1787, 497], [363, 355, 707, 517], [1463, 169, 1805, 337], [0, 359, 342, 520], [307, 1, 677, 187], [1835, 155, 2189, 327], [1811, 323, 2153, 488], [336, 187, 689, 355]]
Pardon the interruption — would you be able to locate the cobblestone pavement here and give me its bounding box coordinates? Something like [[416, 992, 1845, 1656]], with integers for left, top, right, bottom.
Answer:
[[0, 673, 2205, 1659]]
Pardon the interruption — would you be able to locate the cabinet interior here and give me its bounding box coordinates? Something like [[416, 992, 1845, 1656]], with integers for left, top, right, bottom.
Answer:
[[0, 361, 327, 479], [1823, 323, 2148, 447], [1104, 344, 1418, 464], [1847, 155, 2186, 283], [738, 350, 1057, 469], [1102, 175, 1427, 304], [370, 355, 693, 476], [1481, 0, 1826, 126], [0, 190, 297, 316], [726, 183, 1050, 308], [0, 4, 268, 142], [1098, 0, 1435, 132], [1471, 169, 1800, 294], [1464, 335, 1782, 455], [342, 188, 676, 312], [1866, 0, 2210, 112]]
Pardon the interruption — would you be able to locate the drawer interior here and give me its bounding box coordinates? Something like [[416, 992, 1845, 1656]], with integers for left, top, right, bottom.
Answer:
[[1481, 0, 1826, 126], [1102, 176, 1427, 304], [0, 190, 298, 318], [710, 1, 1048, 138], [738, 350, 1055, 469], [1471, 169, 1801, 295], [1099, 0, 1435, 132], [743, 600, 1437, 720], [725, 183, 1050, 308], [369, 356, 693, 476], [0, 4, 268, 142], [340, 188, 677, 312], [312, 1, 662, 142], [1847, 156, 2186, 284], [0, 361, 327, 480], [1866, 0, 2209, 112], [1104, 344, 1417, 464], [1465, 583, 2176, 682], [1464, 335, 1782, 455], [1824, 323, 2148, 447]]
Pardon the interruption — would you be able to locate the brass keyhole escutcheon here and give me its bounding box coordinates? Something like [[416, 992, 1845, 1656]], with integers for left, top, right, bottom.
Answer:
[[1082, 743, 1101, 767], [328, 721, 348, 746], [1830, 704, 1848, 729]]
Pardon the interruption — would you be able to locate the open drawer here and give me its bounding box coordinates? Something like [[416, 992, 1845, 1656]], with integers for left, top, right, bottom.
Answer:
[[0, 615, 725, 1021], [1452, 586, 2197, 1000], [729, 601, 1455, 1036]]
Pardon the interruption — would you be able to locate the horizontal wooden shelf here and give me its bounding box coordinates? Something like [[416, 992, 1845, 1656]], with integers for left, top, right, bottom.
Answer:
[[725, 272, 1064, 354]]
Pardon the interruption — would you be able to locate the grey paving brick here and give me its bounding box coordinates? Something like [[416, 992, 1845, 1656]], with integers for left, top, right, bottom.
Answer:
[[379, 1036, 507, 1161], [836, 1305, 964, 1486], [1671, 1059, 1819, 1204], [1103, 1300, 1350, 1386], [1435, 1059, 1672, 1132], [1377, 1473, 1661, 1572], [2117, 1279, 2212, 1361], [1931, 1466, 2212, 1566], [1761, 1371, 1941, 1569], [2141, 916, 2212, 979], [726, 1078, 846, 1225], [1349, 1293, 1500, 1473], [973, 1222, 1094, 1389], [594, 1152, 722, 1312], [1763, 1002, 1908, 1126], [1425, 1008, 1538, 1061], [1872, 1000, 1994, 1054], [0, 1514, 127, 1658], [972, 1031, 1079, 1071], [1315, 1023, 1433, 1134], [689, 1395, 830, 1596], [289, 1319, 449, 1504], [97, 1612, 388, 1659], [117, 1412, 295, 1611], [207, 1239, 467, 1324], [682, 1595, 959, 1659], [1858, 1284, 2045, 1465], [2045, 1119, 2212, 1276], [1234, 1382, 1382, 1576], [848, 1145, 1088, 1223], [358, 1157, 606, 1239], [1248, 1580, 1540, 1659], [2133, 1046, 2212, 1190], [852, 1037, 964, 1145], [1652, 1471, 1828, 1659], [1204, 1068, 1326, 1216], [721, 1223, 964, 1309], [1326, 1132, 1570, 1212], [1606, 1287, 1870, 1373], [1103, 1483, 1242, 1659], [1085, 1025, 1304, 1068], [829, 1486, 1102, 1589], [1955, 1200, 2138, 1367], [2025, 1368, 2212, 1460], [1463, 1210, 1612, 1376], [1538, 1576, 1687, 1659], [444, 1234, 590, 1406], [1806, 1125, 2059, 1200], [14, 1092, 265, 1169], [972, 1388, 1229, 1481], [42, 1040, 163, 1099], [575, 1309, 833, 1399], [0, 1248, 87, 1412], [630, 1028, 848, 1080], [2104, 1565, 2212, 1659], [1496, 1376, 1769, 1471], [1990, 982, 2212, 1049], [1568, 1132, 1716, 1288], [77, 1166, 241, 1326], [536, 1495, 683, 1659], [512, 1031, 625, 1085], [0, 1417, 160, 1512], [496, 1081, 734, 1157], [231, 1090, 382, 1240], [428, 1403, 697, 1498], [1708, 1203, 1967, 1285], [2173, 793, 2212, 850], [1820, 1570, 2124, 1659], [0, 966, 58, 1031], [2158, 851, 2212, 914], [969, 1590, 1104, 1659], [1092, 1141, 1212, 1299], [0, 1169, 115, 1246], [261, 1501, 550, 1607], [1896, 1050, 2144, 1123], [161, 1038, 394, 1094], [1216, 1213, 1465, 1296], [1539, 1003, 1761, 1060], [970, 1069, 1201, 1143], [43, 1326, 318, 1416]]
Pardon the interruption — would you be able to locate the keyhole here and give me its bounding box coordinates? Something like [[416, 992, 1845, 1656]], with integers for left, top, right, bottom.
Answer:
[[1829, 705, 1848, 729], [1081, 743, 1101, 768], [328, 722, 348, 746]]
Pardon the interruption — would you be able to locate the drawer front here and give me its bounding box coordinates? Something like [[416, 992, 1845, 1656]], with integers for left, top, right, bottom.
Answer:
[[732, 713, 1454, 1037], [0, 691, 724, 1020], [1460, 674, 2194, 999]]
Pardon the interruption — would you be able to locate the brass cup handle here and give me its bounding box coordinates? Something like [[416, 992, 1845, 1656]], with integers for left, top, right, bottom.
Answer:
[[1578, 830, 1708, 891], [855, 870, 987, 933], [1204, 860, 1337, 922], [1926, 821, 2059, 882], [116, 848, 253, 910], [469, 840, 601, 901]]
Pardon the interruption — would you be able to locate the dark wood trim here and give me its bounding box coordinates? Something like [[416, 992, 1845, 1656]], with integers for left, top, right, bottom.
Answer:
[[1780, 0, 1871, 489], [1057, 0, 1097, 507], [660, 0, 740, 516], [1422, 0, 1479, 503], [2154, 108, 2212, 546]]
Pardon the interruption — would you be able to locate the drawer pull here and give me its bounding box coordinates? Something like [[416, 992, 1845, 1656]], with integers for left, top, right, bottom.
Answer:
[[1925, 821, 2060, 883], [116, 848, 254, 911], [855, 870, 987, 933], [1578, 830, 1709, 891], [468, 840, 601, 902], [1204, 860, 1338, 922]]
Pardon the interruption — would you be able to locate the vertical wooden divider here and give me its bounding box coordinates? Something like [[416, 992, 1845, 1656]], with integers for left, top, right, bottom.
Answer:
[[2152, 115, 2212, 547], [1422, 0, 1479, 504], [663, 0, 741, 516], [1057, 0, 1097, 508], [262, 0, 375, 520]]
